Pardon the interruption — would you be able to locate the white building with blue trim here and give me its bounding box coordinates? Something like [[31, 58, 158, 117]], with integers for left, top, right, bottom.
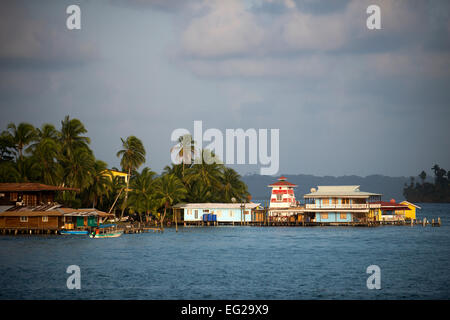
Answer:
[[173, 203, 261, 223]]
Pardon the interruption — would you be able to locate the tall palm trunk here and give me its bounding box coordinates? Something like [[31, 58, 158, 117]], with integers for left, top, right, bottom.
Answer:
[[121, 168, 131, 219], [161, 205, 167, 230], [175, 207, 178, 232]]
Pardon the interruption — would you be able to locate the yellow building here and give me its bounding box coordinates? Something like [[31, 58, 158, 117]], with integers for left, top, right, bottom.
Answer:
[[398, 201, 421, 220], [102, 169, 129, 185]]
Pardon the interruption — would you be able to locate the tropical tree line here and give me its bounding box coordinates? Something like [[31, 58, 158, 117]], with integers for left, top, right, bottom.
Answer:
[[0, 118, 250, 225], [403, 164, 450, 202]]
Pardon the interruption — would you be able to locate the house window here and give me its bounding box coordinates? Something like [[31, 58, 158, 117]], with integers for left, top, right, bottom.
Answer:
[[10, 192, 18, 202], [194, 210, 198, 219], [340, 213, 347, 220], [216, 210, 222, 217], [20, 216, 28, 222], [23, 194, 37, 206], [230, 211, 233, 217], [42, 216, 48, 222], [322, 198, 329, 205], [276, 194, 283, 201], [204, 210, 209, 213], [342, 198, 350, 204], [321, 213, 328, 219]]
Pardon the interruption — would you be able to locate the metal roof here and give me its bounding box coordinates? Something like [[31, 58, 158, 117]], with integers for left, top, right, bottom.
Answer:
[[0, 183, 79, 192], [304, 185, 381, 198], [173, 203, 261, 209], [0, 205, 113, 217]]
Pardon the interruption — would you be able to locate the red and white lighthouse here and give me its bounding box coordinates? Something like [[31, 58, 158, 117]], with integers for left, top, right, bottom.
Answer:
[[268, 176, 298, 208]]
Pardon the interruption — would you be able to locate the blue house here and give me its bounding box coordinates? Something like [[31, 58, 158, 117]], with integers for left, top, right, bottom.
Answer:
[[303, 186, 382, 224], [173, 203, 261, 223]]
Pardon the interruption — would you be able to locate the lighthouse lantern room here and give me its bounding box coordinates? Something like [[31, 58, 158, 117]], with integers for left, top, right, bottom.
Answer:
[[268, 176, 298, 208]]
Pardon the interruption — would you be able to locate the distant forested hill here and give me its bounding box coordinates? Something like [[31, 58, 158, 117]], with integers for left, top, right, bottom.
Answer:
[[242, 174, 413, 201]]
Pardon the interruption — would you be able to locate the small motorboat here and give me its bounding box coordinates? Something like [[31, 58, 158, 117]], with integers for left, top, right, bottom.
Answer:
[[89, 230, 123, 238], [60, 230, 89, 235]]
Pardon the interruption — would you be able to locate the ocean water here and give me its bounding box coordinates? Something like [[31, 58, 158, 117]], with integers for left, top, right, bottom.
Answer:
[[0, 203, 449, 300]]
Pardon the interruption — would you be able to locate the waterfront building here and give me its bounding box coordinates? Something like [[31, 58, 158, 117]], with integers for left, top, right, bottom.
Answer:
[[0, 183, 78, 208], [267, 176, 304, 222], [0, 183, 113, 232], [303, 185, 382, 224], [0, 206, 112, 232], [399, 201, 420, 220], [173, 203, 261, 224], [370, 199, 411, 222]]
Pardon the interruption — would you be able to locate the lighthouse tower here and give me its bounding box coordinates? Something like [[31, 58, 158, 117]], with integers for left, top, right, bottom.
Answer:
[[268, 176, 298, 208]]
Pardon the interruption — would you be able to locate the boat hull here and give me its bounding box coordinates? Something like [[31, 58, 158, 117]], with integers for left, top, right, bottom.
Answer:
[[89, 231, 123, 238], [60, 230, 89, 235]]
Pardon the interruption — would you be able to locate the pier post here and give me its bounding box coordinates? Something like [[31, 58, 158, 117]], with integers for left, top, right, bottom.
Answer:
[[423, 217, 426, 227]]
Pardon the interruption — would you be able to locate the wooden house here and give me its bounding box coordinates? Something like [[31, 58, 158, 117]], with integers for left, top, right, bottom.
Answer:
[[0, 183, 113, 233], [0, 183, 78, 207]]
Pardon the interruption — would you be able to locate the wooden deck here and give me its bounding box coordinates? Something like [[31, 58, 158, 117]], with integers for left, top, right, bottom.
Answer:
[[180, 217, 441, 228]]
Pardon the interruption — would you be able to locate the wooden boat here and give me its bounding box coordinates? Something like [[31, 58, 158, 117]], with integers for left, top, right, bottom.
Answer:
[[89, 230, 123, 238], [60, 230, 89, 235]]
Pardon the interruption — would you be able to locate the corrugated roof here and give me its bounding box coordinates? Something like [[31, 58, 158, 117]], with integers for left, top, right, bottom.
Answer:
[[372, 201, 410, 210], [400, 201, 421, 209], [5, 203, 62, 212], [173, 203, 260, 209], [0, 206, 113, 217], [0, 211, 63, 217], [0, 183, 79, 192], [304, 185, 381, 197]]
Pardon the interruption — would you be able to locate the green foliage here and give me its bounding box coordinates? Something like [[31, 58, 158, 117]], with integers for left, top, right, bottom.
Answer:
[[0, 119, 251, 223], [403, 164, 450, 202]]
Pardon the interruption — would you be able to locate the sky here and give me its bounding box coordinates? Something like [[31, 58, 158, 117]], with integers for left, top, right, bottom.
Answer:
[[0, 0, 449, 177]]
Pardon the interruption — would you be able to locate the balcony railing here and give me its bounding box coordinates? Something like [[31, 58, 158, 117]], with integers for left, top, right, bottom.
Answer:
[[305, 203, 381, 209]]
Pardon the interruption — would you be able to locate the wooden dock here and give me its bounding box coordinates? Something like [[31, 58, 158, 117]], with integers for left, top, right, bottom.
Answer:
[[180, 217, 442, 228], [0, 218, 441, 235]]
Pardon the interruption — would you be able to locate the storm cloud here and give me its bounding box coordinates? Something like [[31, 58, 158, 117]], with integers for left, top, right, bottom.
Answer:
[[0, 0, 449, 177]]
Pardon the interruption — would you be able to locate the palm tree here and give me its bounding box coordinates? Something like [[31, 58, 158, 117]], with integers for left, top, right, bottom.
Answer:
[[187, 183, 212, 202], [62, 147, 95, 190], [7, 122, 36, 160], [0, 130, 15, 161], [185, 149, 223, 190], [419, 171, 427, 185], [86, 160, 111, 208], [59, 115, 90, 158], [154, 174, 187, 231], [220, 167, 249, 202], [105, 175, 126, 214], [170, 134, 196, 178], [128, 167, 157, 222], [28, 124, 62, 185], [13, 157, 40, 182], [116, 136, 146, 219]]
